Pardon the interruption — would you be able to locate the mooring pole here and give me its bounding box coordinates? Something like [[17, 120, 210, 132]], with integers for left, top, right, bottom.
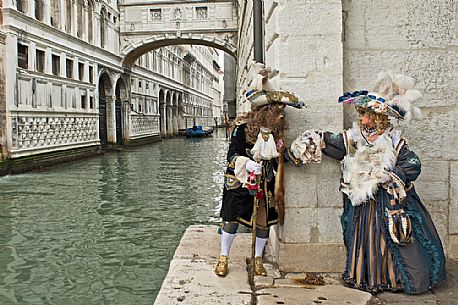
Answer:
[[250, 0, 265, 289], [253, 0, 265, 64]]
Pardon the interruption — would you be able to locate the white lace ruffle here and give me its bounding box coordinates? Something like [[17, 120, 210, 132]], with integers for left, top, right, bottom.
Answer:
[[250, 128, 280, 162], [290, 130, 323, 164]]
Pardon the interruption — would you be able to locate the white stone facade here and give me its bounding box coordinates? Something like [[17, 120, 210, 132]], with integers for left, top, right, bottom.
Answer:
[[236, 0, 458, 271], [0, 0, 221, 162], [118, 0, 238, 67]]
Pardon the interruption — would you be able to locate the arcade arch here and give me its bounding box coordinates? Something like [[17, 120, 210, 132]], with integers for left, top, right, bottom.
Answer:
[[98, 72, 112, 147], [115, 78, 128, 145]]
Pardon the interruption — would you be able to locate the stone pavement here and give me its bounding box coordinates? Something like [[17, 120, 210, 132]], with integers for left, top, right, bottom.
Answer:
[[154, 225, 457, 305]]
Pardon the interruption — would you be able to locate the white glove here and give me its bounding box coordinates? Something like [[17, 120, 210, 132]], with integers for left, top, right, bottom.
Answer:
[[246, 160, 262, 175], [379, 173, 391, 184]]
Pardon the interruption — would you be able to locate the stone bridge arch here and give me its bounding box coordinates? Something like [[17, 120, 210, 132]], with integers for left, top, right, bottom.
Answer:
[[118, 0, 238, 68], [121, 36, 237, 68]]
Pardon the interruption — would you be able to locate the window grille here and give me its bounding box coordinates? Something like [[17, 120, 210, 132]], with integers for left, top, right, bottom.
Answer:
[[196, 7, 208, 19], [150, 9, 162, 21]]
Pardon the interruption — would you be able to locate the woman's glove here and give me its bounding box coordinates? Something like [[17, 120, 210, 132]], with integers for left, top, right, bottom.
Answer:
[[379, 173, 391, 184], [246, 160, 262, 175]]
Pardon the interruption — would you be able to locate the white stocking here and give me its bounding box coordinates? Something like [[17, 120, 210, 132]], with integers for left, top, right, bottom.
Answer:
[[255, 237, 268, 257], [220, 230, 236, 257]]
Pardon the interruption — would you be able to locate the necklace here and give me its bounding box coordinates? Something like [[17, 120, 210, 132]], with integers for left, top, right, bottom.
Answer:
[[360, 125, 378, 145], [363, 125, 377, 134]]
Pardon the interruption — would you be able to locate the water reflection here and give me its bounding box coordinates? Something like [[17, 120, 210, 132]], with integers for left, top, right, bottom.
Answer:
[[0, 129, 228, 305]]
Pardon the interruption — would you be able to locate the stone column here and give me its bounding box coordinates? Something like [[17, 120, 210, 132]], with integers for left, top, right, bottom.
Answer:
[[72, 58, 78, 80], [28, 42, 36, 107], [106, 94, 116, 144], [71, 0, 77, 37], [93, 84, 100, 140], [166, 105, 173, 137], [58, 50, 65, 78], [4, 34, 18, 156], [28, 42, 36, 72], [28, 0, 35, 18], [177, 105, 184, 130], [93, 12, 100, 47], [83, 1, 88, 42], [172, 106, 179, 135], [160, 104, 166, 138], [43, 0, 51, 25], [83, 60, 89, 83], [259, 0, 345, 273], [123, 91, 131, 143], [58, 0, 65, 31]]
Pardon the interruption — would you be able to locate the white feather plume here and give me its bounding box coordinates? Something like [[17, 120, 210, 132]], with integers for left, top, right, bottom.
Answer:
[[372, 71, 423, 123], [394, 74, 415, 90], [405, 89, 422, 101], [373, 71, 395, 98]]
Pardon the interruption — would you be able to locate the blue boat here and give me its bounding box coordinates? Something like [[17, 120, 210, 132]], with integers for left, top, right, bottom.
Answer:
[[185, 125, 214, 138]]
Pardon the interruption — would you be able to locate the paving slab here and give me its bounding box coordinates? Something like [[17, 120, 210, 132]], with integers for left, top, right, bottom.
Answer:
[[154, 225, 253, 305], [257, 285, 373, 305], [154, 258, 252, 305], [173, 225, 251, 265]]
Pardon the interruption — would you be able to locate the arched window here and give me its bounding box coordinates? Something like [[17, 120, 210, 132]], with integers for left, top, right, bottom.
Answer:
[[76, 0, 83, 38], [87, 0, 94, 43], [17, 0, 27, 13], [65, 0, 72, 34], [35, 0, 43, 21], [50, 0, 60, 28], [100, 7, 107, 48]]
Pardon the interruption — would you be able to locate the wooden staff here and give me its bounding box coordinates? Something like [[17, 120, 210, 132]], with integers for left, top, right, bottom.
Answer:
[[250, 174, 261, 282], [275, 128, 285, 225]]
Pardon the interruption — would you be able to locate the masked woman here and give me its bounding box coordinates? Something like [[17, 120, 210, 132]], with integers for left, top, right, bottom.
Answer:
[[289, 72, 446, 294]]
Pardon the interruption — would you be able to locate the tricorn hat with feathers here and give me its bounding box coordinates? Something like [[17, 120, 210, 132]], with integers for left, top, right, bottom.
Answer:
[[245, 62, 304, 109]]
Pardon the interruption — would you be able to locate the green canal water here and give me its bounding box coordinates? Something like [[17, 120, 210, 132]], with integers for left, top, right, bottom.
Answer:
[[0, 130, 229, 305]]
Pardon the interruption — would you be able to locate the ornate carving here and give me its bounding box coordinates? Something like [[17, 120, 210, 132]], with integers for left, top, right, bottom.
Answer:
[[11, 115, 98, 150], [173, 8, 182, 20], [131, 115, 160, 136]]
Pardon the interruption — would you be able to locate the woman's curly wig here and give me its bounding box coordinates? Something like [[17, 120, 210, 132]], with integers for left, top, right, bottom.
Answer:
[[356, 106, 391, 135], [234, 103, 287, 144]]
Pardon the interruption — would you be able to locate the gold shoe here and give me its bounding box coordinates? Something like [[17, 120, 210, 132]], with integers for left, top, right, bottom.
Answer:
[[215, 255, 229, 277], [254, 256, 267, 276]]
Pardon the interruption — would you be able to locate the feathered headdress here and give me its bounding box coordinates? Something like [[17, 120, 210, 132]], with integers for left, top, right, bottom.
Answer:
[[339, 71, 423, 123], [245, 62, 305, 109]]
